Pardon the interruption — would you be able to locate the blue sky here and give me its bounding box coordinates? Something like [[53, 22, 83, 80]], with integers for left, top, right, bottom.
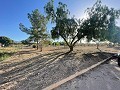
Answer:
[[0, 0, 120, 41]]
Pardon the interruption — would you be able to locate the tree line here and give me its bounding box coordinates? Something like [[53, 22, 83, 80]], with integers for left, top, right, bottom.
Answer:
[[19, 0, 120, 52], [0, 36, 13, 47]]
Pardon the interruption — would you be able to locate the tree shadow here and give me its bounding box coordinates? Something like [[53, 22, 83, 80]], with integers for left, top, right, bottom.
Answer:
[[0, 50, 114, 89], [107, 46, 120, 51], [82, 52, 114, 61], [113, 46, 120, 50], [97, 48, 102, 52], [0, 51, 64, 70], [0, 51, 68, 86], [48, 46, 67, 52]]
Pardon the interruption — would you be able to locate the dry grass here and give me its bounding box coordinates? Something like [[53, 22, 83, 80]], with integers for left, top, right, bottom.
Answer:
[[0, 47, 19, 61]]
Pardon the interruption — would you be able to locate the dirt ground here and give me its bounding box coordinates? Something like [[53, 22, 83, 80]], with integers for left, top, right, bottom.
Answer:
[[0, 45, 119, 90], [56, 59, 120, 90]]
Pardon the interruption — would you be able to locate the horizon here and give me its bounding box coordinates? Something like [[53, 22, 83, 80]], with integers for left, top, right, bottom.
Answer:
[[0, 0, 120, 41]]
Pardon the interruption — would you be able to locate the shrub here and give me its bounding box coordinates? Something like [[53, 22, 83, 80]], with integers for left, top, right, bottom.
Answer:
[[32, 45, 36, 48]]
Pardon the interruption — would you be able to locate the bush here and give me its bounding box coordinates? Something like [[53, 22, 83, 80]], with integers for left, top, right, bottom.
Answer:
[[0, 36, 13, 47], [32, 45, 36, 48]]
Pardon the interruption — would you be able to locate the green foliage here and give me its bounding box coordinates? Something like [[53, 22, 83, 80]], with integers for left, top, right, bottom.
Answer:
[[79, 0, 120, 45], [0, 52, 13, 61], [110, 26, 120, 44], [19, 9, 48, 50], [80, 0, 110, 42], [21, 39, 30, 45], [42, 40, 52, 46], [44, 0, 83, 52], [0, 36, 13, 47], [0, 47, 18, 61], [59, 42, 66, 46], [51, 18, 78, 39], [44, 0, 120, 51], [44, 0, 69, 23], [52, 42, 60, 46], [107, 8, 120, 42]]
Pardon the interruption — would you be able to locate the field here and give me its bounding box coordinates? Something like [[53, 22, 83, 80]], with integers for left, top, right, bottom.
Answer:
[[0, 45, 119, 90]]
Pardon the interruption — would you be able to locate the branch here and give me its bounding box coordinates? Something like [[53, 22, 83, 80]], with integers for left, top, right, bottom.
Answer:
[[19, 23, 31, 34], [73, 39, 79, 47], [60, 34, 70, 47], [72, 35, 84, 47], [70, 35, 77, 45]]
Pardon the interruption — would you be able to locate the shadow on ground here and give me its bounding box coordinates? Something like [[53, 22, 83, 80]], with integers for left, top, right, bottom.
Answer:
[[107, 46, 120, 51], [0, 50, 113, 90], [83, 52, 114, 61]]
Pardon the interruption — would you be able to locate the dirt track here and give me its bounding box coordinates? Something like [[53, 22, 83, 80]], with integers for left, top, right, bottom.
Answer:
[[0, 46, 119, 90]]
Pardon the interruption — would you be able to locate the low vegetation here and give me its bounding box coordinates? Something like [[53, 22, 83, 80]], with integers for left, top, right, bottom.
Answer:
[[0, 47, 19, 61], [0, 36, 13, 47]]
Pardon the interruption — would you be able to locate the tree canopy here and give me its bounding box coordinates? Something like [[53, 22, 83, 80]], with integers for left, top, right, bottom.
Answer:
[[82, 0, 109, 41], [107, 8, 120, 43], [19, 0, 120, 52], [78, 0, 120, 48], [110, 26, 120, 44], [44, 0, 85, 52]]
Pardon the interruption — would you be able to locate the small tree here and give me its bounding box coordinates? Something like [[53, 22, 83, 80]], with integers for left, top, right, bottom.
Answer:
[[19, 9, 47, 50]]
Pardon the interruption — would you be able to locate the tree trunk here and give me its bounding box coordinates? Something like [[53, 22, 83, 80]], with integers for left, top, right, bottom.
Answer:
[[69, 45, 73, 52], [37, 40, 39, 50], [96, 43, 102, 52], [97, 43, 99, 49], [40, 44, 42, 52]]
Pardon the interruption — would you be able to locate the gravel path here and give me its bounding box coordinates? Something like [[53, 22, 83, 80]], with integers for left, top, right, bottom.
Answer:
[[56, 59, 120, 90]]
